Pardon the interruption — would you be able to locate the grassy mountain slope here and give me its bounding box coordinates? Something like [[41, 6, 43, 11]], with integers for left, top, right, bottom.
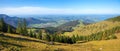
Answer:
[[85, 33, 120, 51], [64, 21, 120, 36], [0, 33, 94, 51], [56, 20, 80, 32], [0, 16, 120, 51], [64, 16, 120, 36], [107, 16, 120, 22], [0, 33, 120, 51]]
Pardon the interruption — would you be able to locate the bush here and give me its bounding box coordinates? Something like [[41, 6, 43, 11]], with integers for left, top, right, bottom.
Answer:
[[8, 46, 20, 51], [108, 34, 117, 39]]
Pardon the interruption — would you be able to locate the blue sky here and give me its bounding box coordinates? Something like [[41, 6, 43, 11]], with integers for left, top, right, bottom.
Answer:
[[0, 0, 120, 15]]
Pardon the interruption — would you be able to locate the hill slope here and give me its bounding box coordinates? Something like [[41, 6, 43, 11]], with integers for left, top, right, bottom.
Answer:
[[64, 16, 120, 36], [0, 16, 120, 51], [0, 32, 120, 51], [0, 33, 93, 51], [107, 16, 120, 22]]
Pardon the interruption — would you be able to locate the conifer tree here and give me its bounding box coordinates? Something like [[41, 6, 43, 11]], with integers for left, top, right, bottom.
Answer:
[[29, 29, 33, 37], [7, 24, 12, 33], [16, 19, 21, 34], [37, 30, 43, 39], [71, 35, 76, 43], [0, 18, 7, 32], [16, 18, 28, 35], [22, 19, 28, 35], [33, 33, 36, 38], [45, 34, 51, 41]]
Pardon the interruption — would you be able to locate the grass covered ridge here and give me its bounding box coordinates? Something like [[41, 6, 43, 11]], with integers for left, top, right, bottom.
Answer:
[[0, 33, 120, 51]]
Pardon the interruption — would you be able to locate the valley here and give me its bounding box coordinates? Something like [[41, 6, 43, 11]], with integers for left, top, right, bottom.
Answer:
[[0, 15, 120, 51]]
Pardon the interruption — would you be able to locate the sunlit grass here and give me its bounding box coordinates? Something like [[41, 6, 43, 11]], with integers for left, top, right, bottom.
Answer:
[[1, 32, 120, 51], [1, 20, 120, 51], [64, 21, 120, 36]]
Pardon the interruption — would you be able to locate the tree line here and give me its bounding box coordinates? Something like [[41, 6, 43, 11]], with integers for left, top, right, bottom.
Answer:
[[27, 25, 119, 44]]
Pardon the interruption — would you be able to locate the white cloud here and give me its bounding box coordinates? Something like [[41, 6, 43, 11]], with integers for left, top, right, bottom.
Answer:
[[0, 6, 120, 15]]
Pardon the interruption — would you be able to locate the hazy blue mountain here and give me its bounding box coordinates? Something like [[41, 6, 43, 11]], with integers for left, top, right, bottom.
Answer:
[[0, 14, 47, 27], [0, 14, 118, 28]]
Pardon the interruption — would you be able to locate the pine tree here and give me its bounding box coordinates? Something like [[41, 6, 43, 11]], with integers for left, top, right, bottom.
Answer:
[[22, 19, 28, 35], [7, 24, 12, 33], [71, 35, 76, 43], [37, 30, 43, 39], [16, 19, 21, 34], [45, 34, 51, 41], [0, 18, 3, 31], [29, 29, 33, 37], [0, 18, 7, 32], [16, 18, 28, 35], [33, 33, 36, 38]]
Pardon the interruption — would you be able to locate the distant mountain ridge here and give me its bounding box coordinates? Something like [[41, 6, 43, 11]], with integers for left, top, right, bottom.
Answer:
[[0, 14, 117, 28], [0, 14, 47, 27]]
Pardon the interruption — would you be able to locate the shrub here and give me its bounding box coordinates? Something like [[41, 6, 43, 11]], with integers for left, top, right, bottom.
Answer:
[[8, 46, 20, 51]]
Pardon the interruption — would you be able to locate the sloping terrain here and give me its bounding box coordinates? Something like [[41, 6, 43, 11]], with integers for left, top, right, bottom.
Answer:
[[84, 33, 120, 51], [0, 33, 93, 51], [0, 32, 120, 51], [64, 21, 120, 36], [107, 16, 120, 22], [64, 16, 120, 36], [0, 16, 120, 51]]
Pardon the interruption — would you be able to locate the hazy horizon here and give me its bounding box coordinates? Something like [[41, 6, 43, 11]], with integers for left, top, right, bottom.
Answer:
[[0, 0, 120, 15]]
